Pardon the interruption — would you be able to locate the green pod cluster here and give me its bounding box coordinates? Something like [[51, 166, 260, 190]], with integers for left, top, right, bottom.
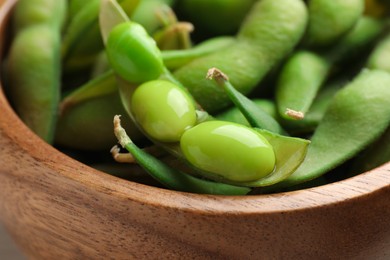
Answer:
[[304, 0, 365, 47], [173, 0, 308, 113], [272, 69, 390, 189], [275, 16, 385, 120]]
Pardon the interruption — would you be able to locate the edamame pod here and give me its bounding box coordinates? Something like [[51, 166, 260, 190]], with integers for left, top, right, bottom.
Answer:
[[274, 69, 390, 188], [175, 0, 256, 36], [114, 116, 251, 195], [367, 32, 390, 73], [348, 127, 390, 174], [304, 0, 364, 47], [12, 0, 67, 32], [173, 0, 308, 113], [6, 25, 61, 143], [275, 16, 384, 120], [276, 51, 330, 119], [56, 92, 142, 151]]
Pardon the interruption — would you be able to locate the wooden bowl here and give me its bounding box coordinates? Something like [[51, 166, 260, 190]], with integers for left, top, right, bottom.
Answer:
[[1, 1, 390, 259]]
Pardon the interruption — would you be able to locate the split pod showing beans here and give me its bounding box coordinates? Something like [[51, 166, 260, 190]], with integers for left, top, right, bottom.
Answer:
[[4, 0, 390, 194]]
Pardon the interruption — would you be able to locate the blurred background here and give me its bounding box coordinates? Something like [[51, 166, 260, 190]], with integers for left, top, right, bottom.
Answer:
[[0, 224, 25, 259]]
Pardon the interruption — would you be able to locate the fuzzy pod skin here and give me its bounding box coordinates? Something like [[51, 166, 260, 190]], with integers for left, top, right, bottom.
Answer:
[[6, 25, 61, 143], [367, 32, 390, 73], [180, 121, 276, 182], [130, 80, 197, 142], [276, 69, 390, 188], [304, 0, 365, 47], [106, 22, 164, 84], [173, 0, 308, 113], [12, 0, 67, 32]]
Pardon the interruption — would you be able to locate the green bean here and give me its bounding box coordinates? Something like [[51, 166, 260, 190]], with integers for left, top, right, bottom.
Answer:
[[271, 69, 390, 189], [130, 80, 197, 142], [173, 0, 308, 113], [180, 120, 276, 182], [304, 0, 364, 47], [113, 115, 251, 195], [12, 0, 67, 32]]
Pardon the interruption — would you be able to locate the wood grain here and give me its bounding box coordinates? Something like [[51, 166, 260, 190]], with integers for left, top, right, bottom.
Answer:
[[0, 0, 390, 259]]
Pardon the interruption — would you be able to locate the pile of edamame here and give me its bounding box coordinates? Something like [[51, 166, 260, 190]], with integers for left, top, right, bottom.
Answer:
[[4, 0, 390, 195]]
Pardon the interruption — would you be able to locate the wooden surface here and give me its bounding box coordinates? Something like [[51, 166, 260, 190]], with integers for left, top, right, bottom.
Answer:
[[0, 0, 390, 259]]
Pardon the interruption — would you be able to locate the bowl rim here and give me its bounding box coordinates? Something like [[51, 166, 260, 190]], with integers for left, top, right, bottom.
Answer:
[[0, 0, 389, 216]]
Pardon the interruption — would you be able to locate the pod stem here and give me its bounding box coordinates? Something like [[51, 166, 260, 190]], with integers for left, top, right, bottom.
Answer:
[[207, 68, 286, 135]]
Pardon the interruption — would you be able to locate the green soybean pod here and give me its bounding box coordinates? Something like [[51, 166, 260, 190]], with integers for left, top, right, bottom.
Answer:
[[6, 25, 61, 143], [12, 0, 67, 32], [348, 127, 390, 174], [56, 92, 142, 151], [173, 0, 308, 113], [175, 0, 256, 36], [275, 16, 384, 121], [113, 116, 251, 195], [276, 51, 330, 120], [304, 0, 364, 47], [276, 69, 390, 188], [367, 32, 390, 73]]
